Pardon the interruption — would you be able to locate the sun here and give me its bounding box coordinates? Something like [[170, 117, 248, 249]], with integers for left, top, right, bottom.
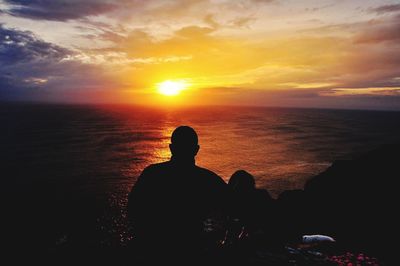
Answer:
[[157, 80, 187, 96]]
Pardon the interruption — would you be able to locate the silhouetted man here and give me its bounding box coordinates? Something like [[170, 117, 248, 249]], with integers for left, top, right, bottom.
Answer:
[[127, 126, 227, 259]]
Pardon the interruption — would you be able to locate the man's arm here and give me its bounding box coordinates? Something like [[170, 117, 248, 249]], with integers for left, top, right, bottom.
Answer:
[[127, 167, 150, 225]]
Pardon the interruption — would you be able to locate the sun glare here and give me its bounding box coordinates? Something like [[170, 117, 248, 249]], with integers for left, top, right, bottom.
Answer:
[[157, 80, 187, 96]]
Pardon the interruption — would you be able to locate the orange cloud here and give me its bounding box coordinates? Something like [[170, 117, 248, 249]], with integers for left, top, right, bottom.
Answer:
[[1, 0, 400, 109]]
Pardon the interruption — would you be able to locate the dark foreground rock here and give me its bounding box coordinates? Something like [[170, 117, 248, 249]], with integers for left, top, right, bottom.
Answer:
[[276, 143, 399, 265]]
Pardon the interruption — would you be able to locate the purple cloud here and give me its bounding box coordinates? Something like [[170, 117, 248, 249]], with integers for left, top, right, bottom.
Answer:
[[354, 14, 400, 44], [0, 24, 113, 101], [370, 4, 400, 14], [3, 0, 117, 21]]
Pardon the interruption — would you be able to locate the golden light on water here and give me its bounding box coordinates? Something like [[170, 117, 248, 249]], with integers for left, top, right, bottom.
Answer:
[[157, 80, 188, 96]]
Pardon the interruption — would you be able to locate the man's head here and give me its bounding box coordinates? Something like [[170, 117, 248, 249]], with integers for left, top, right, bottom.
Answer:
[[169, 126, 199, 160]]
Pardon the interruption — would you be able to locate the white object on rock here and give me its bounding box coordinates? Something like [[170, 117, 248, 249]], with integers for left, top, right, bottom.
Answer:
[[302, 234, 335, 243]]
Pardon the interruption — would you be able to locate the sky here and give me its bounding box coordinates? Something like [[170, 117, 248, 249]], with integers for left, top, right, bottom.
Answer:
[[0, 0, 400, 110]]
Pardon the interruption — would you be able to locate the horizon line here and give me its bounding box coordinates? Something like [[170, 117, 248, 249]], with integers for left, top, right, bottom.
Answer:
[[1, 99, 400, 112]]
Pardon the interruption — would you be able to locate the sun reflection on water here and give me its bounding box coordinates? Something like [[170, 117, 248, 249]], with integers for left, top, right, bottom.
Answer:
[[151, 126, 174, 163]]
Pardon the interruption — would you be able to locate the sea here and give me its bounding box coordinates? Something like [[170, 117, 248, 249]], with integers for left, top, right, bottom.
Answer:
[[1, 103, 400, 248]]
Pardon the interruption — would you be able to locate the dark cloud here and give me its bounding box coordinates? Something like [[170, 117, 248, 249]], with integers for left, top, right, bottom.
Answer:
[[250, 0, 276, 3], [203, 14, 255, 29], [3, 0, 117, 21], [0, 24, 112, 101], [354, 14, 400, 44], [0, 24, 69, 64], [3, 0, 215, 22], [370, 4, 400, 14], [175, 26, 215, 38], [0, 23, 69, 97], [193, 86, 400, 110], [305, 3, 335, 12], [230, 16, 255, 28]]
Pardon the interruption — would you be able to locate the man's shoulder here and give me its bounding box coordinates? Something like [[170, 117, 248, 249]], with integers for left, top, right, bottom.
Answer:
[[195, 165, 224, 180], [136, 162, 171, 184], [143, 161, 171, 173]]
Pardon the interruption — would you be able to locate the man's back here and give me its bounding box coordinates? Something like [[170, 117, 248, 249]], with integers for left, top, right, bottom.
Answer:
[[128, 160, 227, 249]]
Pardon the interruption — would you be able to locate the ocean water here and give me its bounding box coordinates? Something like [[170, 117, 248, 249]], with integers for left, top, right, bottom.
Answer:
[[2, 103, 400, 247]]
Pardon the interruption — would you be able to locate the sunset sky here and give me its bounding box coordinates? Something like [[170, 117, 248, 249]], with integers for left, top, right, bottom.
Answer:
[[1, 0, 400, 109]]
